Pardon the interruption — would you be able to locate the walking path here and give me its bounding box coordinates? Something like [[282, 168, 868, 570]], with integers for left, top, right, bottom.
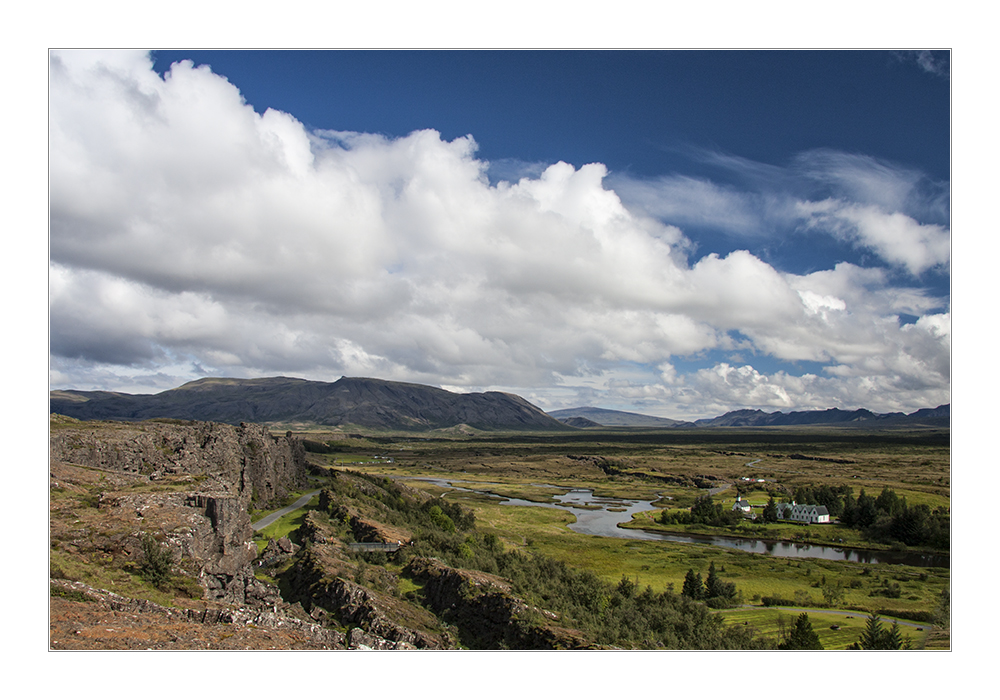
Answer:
[[751, 605, 929, 628], [251, 489, 321, 531]]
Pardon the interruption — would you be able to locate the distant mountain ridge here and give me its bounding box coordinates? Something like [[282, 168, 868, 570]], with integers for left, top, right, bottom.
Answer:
[[692, 405, 949, 427], [549, 404, 949, 428], [50, 376, 950, 432], [49, 376, 568, 432], [548, 407, 691, 428]]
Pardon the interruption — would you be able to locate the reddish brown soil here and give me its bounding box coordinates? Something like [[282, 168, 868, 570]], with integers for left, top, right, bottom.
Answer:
[[49, 595, 343, 650]]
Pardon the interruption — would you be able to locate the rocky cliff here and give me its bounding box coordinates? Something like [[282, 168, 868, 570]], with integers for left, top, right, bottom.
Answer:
[[50, 418, 308, 606], [404, 557, 592, 649], [50, 418, 307, 508], [283, 511, 452, 649]]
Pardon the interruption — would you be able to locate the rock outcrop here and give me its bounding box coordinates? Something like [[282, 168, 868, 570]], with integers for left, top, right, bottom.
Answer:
[[50, 419, 308, 605], [50, 419, 308, 509], [404, 557, 592, 649], [283, 514, 449, 649], [50, 579, 350, 649]]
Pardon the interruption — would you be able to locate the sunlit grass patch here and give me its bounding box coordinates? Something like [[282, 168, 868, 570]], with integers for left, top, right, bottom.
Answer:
[[717, 607, 930, 649]]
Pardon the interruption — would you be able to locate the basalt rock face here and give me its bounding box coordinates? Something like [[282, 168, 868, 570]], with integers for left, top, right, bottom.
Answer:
[[50, 419, 308, 509], [283, 514, 450, 649], [50, 419, 308, 605], [404, 557, 592, 649]]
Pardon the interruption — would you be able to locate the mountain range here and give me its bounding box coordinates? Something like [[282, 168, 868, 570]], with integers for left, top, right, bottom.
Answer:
[[550, 404, 950, 428], [49, 376, 567, 432], [50, 376, 950, 431]]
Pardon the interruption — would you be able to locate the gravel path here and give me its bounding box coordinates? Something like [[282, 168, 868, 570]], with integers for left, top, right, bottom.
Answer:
[[251, 489, 321, 531]]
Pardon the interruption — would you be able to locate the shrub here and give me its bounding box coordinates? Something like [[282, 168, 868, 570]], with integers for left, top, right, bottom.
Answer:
[[50, 584, 95, 602], [427, 505, 456, 533], [877, 609, 934, 623], [705, 596, 739, 609], [139, 533, 175, 587], [761, 595, 796, 607]]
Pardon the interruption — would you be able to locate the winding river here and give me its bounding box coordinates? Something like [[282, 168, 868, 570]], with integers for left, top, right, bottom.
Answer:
[[406, 477, 949, 569]]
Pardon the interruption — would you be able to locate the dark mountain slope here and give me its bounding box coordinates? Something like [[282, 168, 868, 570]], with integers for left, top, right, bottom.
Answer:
[[548, 407, 691, 427], [50, 376, 569, 432], [693, 405, 950, 428]]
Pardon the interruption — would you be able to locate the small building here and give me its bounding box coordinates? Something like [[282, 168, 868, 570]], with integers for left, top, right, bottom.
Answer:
[[731, 496, 756, 519], [775, 502, 830, 524]]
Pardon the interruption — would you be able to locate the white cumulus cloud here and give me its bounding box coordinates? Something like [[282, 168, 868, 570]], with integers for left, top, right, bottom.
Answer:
[[48, 50, 950, 418]]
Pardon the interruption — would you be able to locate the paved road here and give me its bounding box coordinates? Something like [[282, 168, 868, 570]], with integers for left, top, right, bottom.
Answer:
[[750, 605, 929, 629], [252, 489, 321, 532]]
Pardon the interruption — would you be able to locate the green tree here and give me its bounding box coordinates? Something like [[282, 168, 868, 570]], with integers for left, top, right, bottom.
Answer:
[[617, 574, 638, 598], [875, 487, 902, 517], [840, 491, 857, 526], [883, 620, 910, 649], [821, 580, 844, 607], [427, 505, 456, 532], [139, 533, 175, 587], [850, 612, 911, 649], [690, 495, 719, 524], [705, 561, 737, 601], [855, 611, 884, 649], [762, 496, 778, 523], [779, 613, 824, 650], [682, 569, 705, 600], [855, 489, 878, 528]]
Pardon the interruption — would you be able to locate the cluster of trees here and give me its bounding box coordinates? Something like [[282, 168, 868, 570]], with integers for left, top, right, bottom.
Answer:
[[668, 483, 948, 551], [778, 612, 823, 649], [841, 488, 948, 549], [681, 562, 739, 608], [770, 484, 949, 549], [659, 495, 742, 527], [323, 470, 477, 534], [485, 553, 766, 649], [848, 612, 912, 649]]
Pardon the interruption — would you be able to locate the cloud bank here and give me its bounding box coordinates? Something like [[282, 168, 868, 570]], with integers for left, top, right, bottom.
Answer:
[[49, 51, 950, 419]]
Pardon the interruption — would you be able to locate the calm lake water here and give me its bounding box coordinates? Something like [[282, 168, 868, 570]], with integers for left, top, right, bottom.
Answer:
[[406, 478, 949, 569]]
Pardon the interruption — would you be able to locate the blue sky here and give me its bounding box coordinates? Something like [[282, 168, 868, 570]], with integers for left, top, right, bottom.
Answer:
[[49, 49, 951, 419]]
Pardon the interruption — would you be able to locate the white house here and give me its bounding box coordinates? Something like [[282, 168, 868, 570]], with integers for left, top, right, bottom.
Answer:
[[731, 496, 755, 519], [774, 502, 830, 524]]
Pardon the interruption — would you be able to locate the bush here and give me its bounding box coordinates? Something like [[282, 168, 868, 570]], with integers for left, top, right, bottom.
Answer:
[[139, 533, 175, 587], [870, 581, 902, 599], [877, 609, 934, 623], [50, 584, 95, 602], [761, 596, 796, 607]]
